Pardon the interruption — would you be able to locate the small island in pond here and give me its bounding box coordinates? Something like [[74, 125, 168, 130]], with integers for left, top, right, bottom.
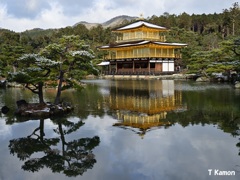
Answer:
[[4, 35, 97, 118]]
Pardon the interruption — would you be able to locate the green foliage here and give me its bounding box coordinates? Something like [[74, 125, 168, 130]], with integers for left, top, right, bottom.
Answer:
[[9, 54, 59, 83], [0, 30, 25, 76], [8, 53, 60, 103], [41, 35, 98, 80], [0, 3, 239, 79], [187, 37, 240, 74], [40, 35, 98, 104]]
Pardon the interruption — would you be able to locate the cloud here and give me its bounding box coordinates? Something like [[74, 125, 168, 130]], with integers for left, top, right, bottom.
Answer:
[[166, 0, 229, 15], [0, 120, 12, 139], [1, 1, 80, 32], [77, 0, 165, 23], [1, 0, 50, 19], [0, 0, 237, 32], [56, 0, 95, 16]]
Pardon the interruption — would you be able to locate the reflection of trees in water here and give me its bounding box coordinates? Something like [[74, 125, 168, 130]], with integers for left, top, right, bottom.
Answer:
[[63, 86, 106, 119], [8, 118, 100, 177], [168, 108, 240, 158], [178, 89, 240, 158]]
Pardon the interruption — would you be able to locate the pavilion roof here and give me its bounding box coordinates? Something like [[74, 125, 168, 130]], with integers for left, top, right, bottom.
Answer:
[[114, 20, 167, 31], [99, 40, 188, 49]]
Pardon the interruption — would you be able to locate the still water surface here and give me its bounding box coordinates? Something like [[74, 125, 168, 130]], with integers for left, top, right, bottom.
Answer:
[[0, 79, 240, 180]]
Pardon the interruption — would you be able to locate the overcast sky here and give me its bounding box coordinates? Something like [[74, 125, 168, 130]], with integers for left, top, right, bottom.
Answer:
[[0, 0, 237, 32]]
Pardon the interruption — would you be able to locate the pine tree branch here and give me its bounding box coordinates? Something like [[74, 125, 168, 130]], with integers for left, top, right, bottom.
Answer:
[[25, 83, 39, 94], [233, 47, 240, 56]]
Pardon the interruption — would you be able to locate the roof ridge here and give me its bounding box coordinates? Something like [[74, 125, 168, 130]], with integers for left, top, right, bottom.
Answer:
[[114, 20, 167, 31]]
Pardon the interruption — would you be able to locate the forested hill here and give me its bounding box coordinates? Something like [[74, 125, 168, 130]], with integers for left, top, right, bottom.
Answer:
[[13, 2, 240, 38], [0, 2, 239, 77]]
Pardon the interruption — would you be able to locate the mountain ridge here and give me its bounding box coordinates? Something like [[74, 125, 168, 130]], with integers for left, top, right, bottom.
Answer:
[[74, 15, 138, 29], [9, 15, 139, 35]]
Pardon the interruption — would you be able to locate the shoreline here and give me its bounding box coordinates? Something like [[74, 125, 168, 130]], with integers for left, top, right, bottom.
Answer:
[[100, 73, 191, 80]]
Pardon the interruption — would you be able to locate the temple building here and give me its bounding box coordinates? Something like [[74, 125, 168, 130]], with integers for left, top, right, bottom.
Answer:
[[98, 20, 187, 75]]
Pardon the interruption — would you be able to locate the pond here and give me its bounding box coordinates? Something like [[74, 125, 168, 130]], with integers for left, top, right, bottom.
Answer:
[[0, 79, 240, 180]]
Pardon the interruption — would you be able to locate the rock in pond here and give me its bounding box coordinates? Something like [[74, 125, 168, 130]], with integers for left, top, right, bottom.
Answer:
[[0, 80, 7, 88], [1, 106, 10, 114], [15, 99, 74, 117], [235, 81, 240, 89], [196, 77, 210, 82]]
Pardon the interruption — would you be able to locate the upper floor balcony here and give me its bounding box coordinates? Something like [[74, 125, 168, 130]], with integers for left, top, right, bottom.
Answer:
[[103, 49, 182, 60], [116, 31, 166, 43]]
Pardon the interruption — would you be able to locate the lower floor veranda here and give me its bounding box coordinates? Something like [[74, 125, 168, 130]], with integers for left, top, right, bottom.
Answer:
[[101, 57, 181, 75]]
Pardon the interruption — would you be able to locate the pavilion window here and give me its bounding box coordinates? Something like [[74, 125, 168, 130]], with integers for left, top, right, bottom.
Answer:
[[135, 62, 148, 68], [149, 32, 154, 39], [124, 51, 128, 58], [150, 48, 155, 57], [136, 31, 142, 39], [127, 50, 133, 58], [118, 63, 123, 69], [117, 51, 120, 58], [133, 49, 138, 57], [123, 63, 133, 69], [143, 48, 150, 57], [143, 31, 147, 39], [153, 32, 158, 39], [139, 49, 143, 57], [132, 48, 150, 57], [112, 51, 116, 59], [150, 63, 155, 68], [163, 49, 167, 57], [116, 33, 123, 42], [118, 51, 123, 58], [123, 33, 130, 40], [169, 49, 174, 57], [129, 32, 133, 39], [156, 48, 161, 56]]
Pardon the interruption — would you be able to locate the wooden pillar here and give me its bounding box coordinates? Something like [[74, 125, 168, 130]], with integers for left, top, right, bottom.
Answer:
[[133, 60, 135, 73], [109, 62, 111, 73], [148, 61, 150, 74]]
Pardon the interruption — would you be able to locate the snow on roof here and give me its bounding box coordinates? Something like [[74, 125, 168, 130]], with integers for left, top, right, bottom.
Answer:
[[154, 42, 188, 46], [99, 41, 149, 49], [98, 61, 110, 66], [99, 41, 187, 49], [115, 21, 167, 31]]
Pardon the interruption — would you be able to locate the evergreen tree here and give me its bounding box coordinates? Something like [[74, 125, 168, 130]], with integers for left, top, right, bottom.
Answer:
[[8, 54, 60, 103], [41, 35, 97, 104]]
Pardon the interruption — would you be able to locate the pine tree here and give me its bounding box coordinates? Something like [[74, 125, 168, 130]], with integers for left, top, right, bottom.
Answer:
[[41, 35, 97, 104], [9, 54, 60, 103]]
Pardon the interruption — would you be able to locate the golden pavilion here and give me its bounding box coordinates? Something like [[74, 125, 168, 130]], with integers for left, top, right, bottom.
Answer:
[[98, 20, 187, 75]]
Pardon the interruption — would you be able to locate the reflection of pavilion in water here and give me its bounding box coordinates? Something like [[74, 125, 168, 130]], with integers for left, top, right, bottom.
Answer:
[[105, 80, 186, 136]]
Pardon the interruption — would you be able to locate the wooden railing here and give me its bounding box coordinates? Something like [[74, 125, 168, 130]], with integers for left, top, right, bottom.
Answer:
[[104, 53, 182, 60], [116, 36, 166, 43], [103, 70, 176, 76]]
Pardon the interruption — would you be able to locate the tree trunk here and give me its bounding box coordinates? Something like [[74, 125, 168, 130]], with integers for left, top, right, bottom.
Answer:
[[39, 119, 45, 141], [54, 71, 64, 104], [58, 123, 66, 156], [38, 82, 44, 104], [232, 20, 235, 36]]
